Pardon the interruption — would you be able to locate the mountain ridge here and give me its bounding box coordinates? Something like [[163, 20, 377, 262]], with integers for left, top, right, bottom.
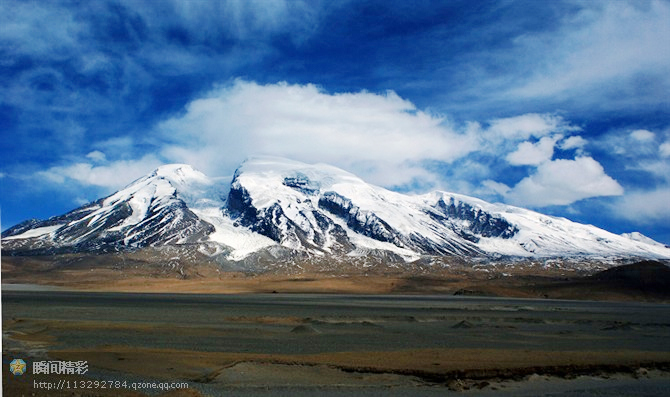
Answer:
[[3, 157, 670, 269]]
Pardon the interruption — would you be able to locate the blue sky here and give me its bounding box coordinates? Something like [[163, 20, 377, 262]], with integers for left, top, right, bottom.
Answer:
[[1, 0, 669, 244]]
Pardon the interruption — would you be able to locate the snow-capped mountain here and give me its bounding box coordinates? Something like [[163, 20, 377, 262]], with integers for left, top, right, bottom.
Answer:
[[3, 165, 216, 253], [3, 157, 670, 265]]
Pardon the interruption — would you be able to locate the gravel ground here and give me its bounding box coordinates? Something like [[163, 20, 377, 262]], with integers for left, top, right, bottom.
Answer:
[[3, 290, 670, 396]]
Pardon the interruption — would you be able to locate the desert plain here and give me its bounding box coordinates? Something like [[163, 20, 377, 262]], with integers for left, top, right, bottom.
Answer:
[[3, 259, 670, 397]]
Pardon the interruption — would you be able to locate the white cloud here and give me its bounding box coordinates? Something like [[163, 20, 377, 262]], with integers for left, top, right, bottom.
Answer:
[[630, 129, 655, 142], [37, 155, 162, 190], [481, 179, 511, 196], [597, 127, 670, 184], [612, 188, 670, 223], [506, 136, 559, 166], [661, 141, 670, 158], [30, 82, 590, 200], [158, 80, 478, 187], [85, 150, 106, 163], [485, 113, 576, 141], [597, 127, 662, 158], [26, 80, 628, 214], [73, 197, 90, 206], [0, 172, 6, 178], [505, 157, 624, 207], [25, 78, 629, 218], [634, 159, 670, 183], [560, 135, 587, 150]]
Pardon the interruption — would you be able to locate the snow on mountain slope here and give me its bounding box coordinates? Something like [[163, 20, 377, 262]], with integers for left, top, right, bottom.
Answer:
[[3, 224, 64, 240], [3, 157, 670, 263], [2, 164, 216, 252], [621, 232, 668, 248], [227, 157, 670, 260]]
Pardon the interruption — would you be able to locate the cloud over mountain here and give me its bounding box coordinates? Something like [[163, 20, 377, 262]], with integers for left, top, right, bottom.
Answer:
[[157, 80, 477, 187]]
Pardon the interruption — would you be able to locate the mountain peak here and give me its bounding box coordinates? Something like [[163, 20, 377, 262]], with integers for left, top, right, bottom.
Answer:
[[146, 163, 210, 187], [233, 157, 368, 198], [153, 163, 196, 176], [621, 232, 668, 248]]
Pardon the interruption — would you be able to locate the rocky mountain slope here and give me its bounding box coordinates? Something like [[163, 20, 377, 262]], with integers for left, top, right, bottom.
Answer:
[[3, 157, 669, 269]]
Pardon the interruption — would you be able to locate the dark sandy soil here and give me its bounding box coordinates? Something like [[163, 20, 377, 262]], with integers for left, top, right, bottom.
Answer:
[[3, 290, 670, 396]]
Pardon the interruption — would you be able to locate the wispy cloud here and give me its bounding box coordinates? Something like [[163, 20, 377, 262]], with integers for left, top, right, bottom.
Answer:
[[612, 188, 670, 224], [661, 141, 670, 158], [485, 114, 575, 141], [591, 124, 670, 226], [439, 0, 670, 118], [507, 1, 670, 104], [85, 150, 107, 163], [37, 155, 162, 190], [596, 126, 670, 186], [0, 0, 336, 170]]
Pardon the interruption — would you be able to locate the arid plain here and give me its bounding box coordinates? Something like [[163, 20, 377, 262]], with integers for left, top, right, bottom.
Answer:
[[3, 259, 670, 397]]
